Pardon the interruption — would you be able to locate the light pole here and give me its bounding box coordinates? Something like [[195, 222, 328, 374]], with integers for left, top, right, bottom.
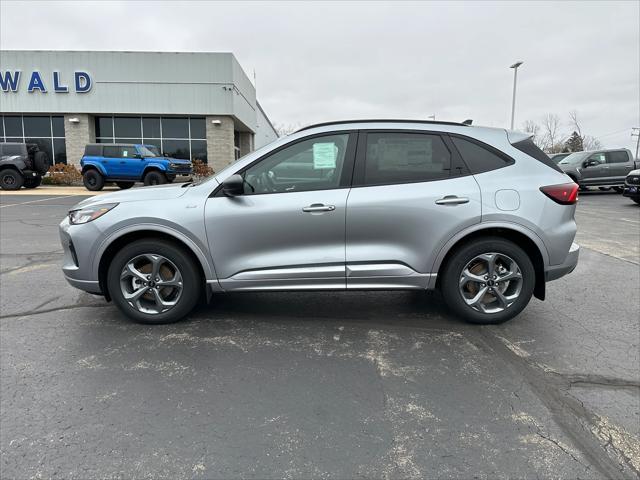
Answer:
[[509, 61, 523, 130]]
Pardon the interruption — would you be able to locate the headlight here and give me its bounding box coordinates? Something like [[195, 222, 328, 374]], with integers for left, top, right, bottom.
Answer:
[[69, 203, 118, 225]]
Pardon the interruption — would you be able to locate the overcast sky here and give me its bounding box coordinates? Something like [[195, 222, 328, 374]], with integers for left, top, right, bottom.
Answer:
[[1, 1, 638, 150]]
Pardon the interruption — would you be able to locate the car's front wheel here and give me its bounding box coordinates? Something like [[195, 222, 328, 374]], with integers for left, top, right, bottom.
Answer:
[[143, 170, 167, 186], [440, 238, 535, 324], [107, 239, 202, 324]]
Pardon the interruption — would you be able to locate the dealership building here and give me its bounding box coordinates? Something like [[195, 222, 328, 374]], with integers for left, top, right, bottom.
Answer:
[[0, 50, 278, 172]]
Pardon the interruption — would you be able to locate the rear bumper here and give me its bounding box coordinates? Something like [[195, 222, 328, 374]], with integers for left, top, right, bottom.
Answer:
[[545, 242, 579, 281]]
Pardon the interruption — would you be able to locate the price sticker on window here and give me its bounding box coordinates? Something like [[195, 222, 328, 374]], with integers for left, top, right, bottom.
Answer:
[[313, 142, 337, 169]]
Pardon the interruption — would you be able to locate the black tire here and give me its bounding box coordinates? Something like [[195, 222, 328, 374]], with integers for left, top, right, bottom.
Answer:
[[33, 151, 51, 174], [23, 175, 42, 189], [613, 186, 624, 193], [143, 170, 167, 186], [598, 187, 611, 191], [440, 237, 536, 325], [107, 239, 202, 324], [0, 169, 24, 190], [116, 181, 135, 190], [83, 169, 105, 191]]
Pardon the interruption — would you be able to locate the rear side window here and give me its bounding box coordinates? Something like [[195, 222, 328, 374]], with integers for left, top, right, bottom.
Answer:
[[363, 132, 451, 185], [510, 137, 563, 173], [607, 151, 629, 163], [103, 146, 120, 158], [452, 136, 514, 174], [84, 145, 101, 156]]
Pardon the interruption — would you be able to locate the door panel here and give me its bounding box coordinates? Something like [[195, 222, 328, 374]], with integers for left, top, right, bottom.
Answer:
[[581, 152, 607, 184], [345, 175, 482, 286], [205, 189, 349, 290], [607, 151, 633, 182]]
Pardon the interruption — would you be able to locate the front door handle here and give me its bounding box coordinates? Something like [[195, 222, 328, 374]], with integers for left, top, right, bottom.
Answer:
[[435, 195, 469, 206], [302, 204, 336, 213]]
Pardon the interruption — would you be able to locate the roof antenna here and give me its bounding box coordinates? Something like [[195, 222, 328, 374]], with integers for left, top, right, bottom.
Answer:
[[462, 119, 473, 125]]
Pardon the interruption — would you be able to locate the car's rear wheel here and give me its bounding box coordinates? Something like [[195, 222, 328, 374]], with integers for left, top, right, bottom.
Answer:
[[83, 169, 105, 191], [0, 169, 24, 190], [116, 181, 135, 190], [23, 175, 42, 189], [107, 239, 202, 324], [598, 187, 611, 191], [441, 238, 535, 324], [613, 186, 624, 193], [143, 170, 167, 186]]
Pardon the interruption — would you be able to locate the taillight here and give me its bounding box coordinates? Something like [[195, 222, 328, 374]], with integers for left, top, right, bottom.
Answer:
[[540, 183, 579, 205]]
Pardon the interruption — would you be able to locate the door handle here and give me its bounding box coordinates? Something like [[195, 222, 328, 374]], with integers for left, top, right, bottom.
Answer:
[[435, 195, 469, 206], [302, 204, 336, 213]]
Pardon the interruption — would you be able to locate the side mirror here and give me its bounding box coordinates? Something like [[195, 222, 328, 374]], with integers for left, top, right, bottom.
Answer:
[[134, 153, 143, 159], [222, 174, 244, 197]]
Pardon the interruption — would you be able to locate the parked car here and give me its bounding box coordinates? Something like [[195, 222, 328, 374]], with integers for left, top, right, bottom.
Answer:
[[0, 142, 51, 190], [549, 152, 571, 163], [80, 143, 193, 191], [622, 169, 640, 204], [557, 148, 635, 192], [60, 120, 580, 325]]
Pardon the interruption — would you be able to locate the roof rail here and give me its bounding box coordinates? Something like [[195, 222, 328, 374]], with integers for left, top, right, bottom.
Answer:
[[295, 119, 469, 132]]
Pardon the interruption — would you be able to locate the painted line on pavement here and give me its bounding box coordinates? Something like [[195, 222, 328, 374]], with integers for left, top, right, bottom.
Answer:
[[0, 195, 75, 209]]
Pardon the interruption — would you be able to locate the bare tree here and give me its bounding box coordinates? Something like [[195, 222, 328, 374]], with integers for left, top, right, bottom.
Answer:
[[522, 120, 543, 148], [583, 135, 603, 151], [542, 114, 564, 153], [568, 110, 602, 151], [273, 122, 303, 136]]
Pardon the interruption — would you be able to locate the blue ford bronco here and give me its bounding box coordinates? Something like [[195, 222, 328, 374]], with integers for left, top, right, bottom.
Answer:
[[80, 143, 193, 191]]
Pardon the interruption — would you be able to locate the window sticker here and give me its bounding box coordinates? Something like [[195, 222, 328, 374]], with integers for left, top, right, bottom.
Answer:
[[313, 142, 337, 169]]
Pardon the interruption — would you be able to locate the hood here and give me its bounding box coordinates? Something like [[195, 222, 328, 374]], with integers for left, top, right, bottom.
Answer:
[[629, 169, 640, 176], [161, 156, 191, 164], [73, 183, 189, 209]]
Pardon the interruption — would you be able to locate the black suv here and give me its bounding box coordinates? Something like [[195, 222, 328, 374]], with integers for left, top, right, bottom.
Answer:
[[0, 143, 52, 190]]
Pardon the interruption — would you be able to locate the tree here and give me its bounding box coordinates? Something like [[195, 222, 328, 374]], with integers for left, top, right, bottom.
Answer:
[[583, 135, 603, 151], [522, 120, 544, 148], [273, 122, 302, 136], [564, 131, 584, 152], [542, 114, 564, 153], [567, 110, 602, 151]]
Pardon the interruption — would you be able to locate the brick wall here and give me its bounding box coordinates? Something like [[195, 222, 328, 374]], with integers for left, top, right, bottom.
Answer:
[[206, 116, 235, 173], [63, 114, 95, 166]]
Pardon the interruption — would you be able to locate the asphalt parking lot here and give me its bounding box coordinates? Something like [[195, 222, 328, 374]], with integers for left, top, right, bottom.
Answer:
[[1, 190, 638, 479]]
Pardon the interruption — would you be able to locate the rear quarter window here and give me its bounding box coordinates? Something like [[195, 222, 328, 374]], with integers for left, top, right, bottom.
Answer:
[[84, 145, 102, 156], [511, 138, 563, 173], [450, 135, 513, 174]]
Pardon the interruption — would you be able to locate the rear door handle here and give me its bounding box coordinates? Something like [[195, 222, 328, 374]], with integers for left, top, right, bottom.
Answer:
[[435, 195, 469, 206], [302, 204, 336, 213]]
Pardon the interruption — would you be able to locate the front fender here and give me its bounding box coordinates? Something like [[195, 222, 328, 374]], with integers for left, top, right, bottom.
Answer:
[[93, 222, 218, 283], [143, 162, 169, 173]]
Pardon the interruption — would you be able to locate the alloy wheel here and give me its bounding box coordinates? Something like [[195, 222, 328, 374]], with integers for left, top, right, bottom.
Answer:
[[120, 254, 184, 314], [459, 252, 523, 314]]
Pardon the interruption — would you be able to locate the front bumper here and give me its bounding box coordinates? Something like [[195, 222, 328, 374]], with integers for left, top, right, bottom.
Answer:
[[623, 185, 640, 199], [59, 217, 103, 294], [545, 242, 580, 281]]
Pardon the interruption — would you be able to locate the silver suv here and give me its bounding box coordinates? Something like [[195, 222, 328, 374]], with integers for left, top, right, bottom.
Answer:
[[59, 120, 580, 325]]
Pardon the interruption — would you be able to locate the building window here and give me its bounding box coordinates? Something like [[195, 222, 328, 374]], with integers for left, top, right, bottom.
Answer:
[[0, 115, 66, 164], [95, 116, 207, 162]]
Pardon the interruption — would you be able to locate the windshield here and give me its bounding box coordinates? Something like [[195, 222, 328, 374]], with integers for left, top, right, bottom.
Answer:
[[139, 145, 160, 157], [559, 152, 588, 164]]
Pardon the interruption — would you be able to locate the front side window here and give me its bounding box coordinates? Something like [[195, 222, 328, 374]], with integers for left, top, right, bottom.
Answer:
[[242, 134, 350, 194], [120, 146, 138, 158], [607, 151, 629, 163], [588, 152, 606, 164], [363, 132, 451, 185]]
